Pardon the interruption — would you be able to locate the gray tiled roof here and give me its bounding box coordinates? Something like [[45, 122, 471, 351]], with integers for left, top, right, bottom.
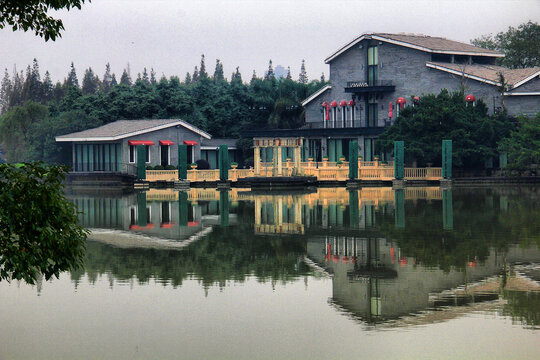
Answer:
[[427, 62, 540, 87], [56, 119, 211, 140], [376, 33, 503, 55]]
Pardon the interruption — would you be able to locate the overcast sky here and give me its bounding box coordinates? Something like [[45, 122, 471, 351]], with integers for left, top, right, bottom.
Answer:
[[1, 0, 538, 83]]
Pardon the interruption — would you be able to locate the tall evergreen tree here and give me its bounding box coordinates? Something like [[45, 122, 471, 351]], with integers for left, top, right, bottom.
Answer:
[[286, 66, 292, 80], [9, 68, 24, 108], [102, 63, 114, 92], [82, 67, 99, 95], [42, 71, 53, 102], [214, 59, 224, 81], [231, 67, 242, 84], [320, 72, 326, 82], [0, 69, 12, 114], [199, 54, 208, 79], [184, 72, 192, 85], [251, 70, 257, 84], [150, 68, 157, 85], [141, 67, 150, 86], [110, 73, 118, 87], [120, 69, 132, 86], [192, 66, 199, 83], [52, 82, 64, 103], [298, 59, 308, 84], [65, 62, 79, 88], [265, 60, 275, 80]]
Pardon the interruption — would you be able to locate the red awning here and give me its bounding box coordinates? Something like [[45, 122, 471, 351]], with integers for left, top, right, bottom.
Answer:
[[160, 222, 175, 228], [184, 140, 198, 146], [128, 140, 155, 146], [159, 140, 174, 146], [188, 221, 199, 227], [465, 94, 476, 102]]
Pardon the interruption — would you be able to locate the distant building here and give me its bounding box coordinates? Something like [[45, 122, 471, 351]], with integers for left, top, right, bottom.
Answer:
[[56, 119, 238, 173], [246, 33, 540, 162]]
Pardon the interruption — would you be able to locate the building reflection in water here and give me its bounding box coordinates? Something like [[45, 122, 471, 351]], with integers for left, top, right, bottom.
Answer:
[[67, 186, 540, 327]]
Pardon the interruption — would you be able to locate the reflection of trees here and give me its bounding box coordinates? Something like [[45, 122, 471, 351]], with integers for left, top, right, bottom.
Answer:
[[502, 290, 540, 328], [72, 226, 310, 288], [378, 188, 540, 271]]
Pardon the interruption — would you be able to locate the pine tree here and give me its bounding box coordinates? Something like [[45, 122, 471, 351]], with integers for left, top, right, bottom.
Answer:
[[150, 68, 157, 85], [10, 68, 24, 107], [298, 59, 308, 83], [120, 69, 132, 86], [251, 70, 257, 84], [0, 69, 12, 114], [286, 66, 292, 80], [320, 72, 326, 82], [192, 66, 199, 83], [65, 62, 79, 88], [265, 60, 275, 80], [199, 55, 207, 79], [42, 71, 53, 102], [102, 63, 113, 92], [52, 82, 64, 103], [111, 73, 118, 87], [232, 66, 242, 83], [82, 67, 99, 95], [142, 67, 150, 86], [214, 59, 224, 81], [184, 72, 192, 85]]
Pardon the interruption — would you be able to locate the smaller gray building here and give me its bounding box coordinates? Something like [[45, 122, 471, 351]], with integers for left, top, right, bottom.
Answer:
[[56, 119, 238, 172]]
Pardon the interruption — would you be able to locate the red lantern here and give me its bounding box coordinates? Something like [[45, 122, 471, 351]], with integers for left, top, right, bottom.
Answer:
[[322, 101, 330, 120], [348, 100, 355, 106], [339, 100, 347, 107], [388, 102, 393, 118], [465, 94, 476, 102], [330, 101, 338, 107], [414, 96, 420, 102], [396, 97, 406, 109]]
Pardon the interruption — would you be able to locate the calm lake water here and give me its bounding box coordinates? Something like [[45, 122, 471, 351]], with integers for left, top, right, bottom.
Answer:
[[1, 186, 539, 359]]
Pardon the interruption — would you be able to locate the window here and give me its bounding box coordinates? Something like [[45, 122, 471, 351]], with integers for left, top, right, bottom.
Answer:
[[129, 145, 136, 163], [368, 46, 378, 85], [145, 145, 150, 163], [160, 145, 170, 166]]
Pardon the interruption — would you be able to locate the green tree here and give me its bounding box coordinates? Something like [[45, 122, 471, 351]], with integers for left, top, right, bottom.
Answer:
[[265, 60, 275, 80], [377, 90, 514, 169], [119, 68, 132, 86], [471, 21, 540, 68], [0, 163, 87, 284], [0, 0, 88, 41], [102, 63, 114, 92], [199, 54, 208, 79], [298, 59, 308, 83], [64, 62, 79, 88], [498, 112, 540, 171], [0, 69, 11, 113], [213, 59, 224, 82], [42, 70, 53, 102], [82, 67, 100, 95], [0, 101, 47, 162]]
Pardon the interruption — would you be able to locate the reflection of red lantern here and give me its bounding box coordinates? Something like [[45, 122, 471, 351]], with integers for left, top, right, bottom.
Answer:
[[333, 255, 340, 263], [388, 102, 393, 119], [468, 261, 477, 268], [342, 256, 349, 264], [330, 101, 338, 107], [348, 100, 355, 106], [399, 257, 408, 266], [391, 245, 395, 264], [339, 100, 347, 107]]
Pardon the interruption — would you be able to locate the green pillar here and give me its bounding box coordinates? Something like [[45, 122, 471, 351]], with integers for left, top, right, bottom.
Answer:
[[219, 145, 229, 181], [349, 190, 359, 228], [442, 140, 452, 179], [329, 140, 336, 162], [178, 191, 188, 227], [336, 139, 343, 160], [137, 192, 147, 227], [349, 140, 358, 179], [394, 141, 404, 180], [137, 145, 147, 180], [394, 189, 405, 228], [442, 189, 453, 230], [219, 190, 230, 226], [88, 144, 95, 172], [178, 144, 187, 180]]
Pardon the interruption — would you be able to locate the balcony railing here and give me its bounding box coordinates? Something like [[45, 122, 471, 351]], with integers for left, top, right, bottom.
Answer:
[[301, 121, 389, 129], [345, 80, 395, 93]]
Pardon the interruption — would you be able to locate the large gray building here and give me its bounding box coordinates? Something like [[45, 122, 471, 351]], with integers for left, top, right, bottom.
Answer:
[[248, 33, 540, 162]]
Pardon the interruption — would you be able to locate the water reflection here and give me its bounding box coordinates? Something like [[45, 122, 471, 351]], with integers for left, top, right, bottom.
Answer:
[[67, 186, 540, 329]]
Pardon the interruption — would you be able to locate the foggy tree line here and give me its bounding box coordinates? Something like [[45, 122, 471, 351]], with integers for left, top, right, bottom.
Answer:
[[0, 56, 327, 163]]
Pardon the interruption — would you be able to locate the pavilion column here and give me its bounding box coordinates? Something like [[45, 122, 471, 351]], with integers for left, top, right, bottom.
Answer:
[[254, 146, 261, 175], [254, 197, 262, 226], [293, 145, 301, 175], [277, 146, 283, 176]]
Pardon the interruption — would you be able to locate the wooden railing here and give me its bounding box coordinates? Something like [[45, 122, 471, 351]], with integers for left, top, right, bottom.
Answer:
[[145, 164, 442, 183]]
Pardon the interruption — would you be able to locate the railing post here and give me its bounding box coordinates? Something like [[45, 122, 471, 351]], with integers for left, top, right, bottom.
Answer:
[[442, 140, 452, 179], [219, 145, 229, 181], [178, 144, 187, 180], [136, 145, 147, 180], [443, 189, 453, 230], [254, 145, 261, 175], [349, 140, 358, 180]]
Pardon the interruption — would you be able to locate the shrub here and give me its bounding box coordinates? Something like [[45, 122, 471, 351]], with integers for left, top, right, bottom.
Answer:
[[145, 165, 153, 170], [165, 165, 176, 170], [153, 165, 164, 170], [195, 159, 210, 170]]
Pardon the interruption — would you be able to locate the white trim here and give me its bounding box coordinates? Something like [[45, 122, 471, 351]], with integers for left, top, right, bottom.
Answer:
[[301, 85, 332, 106], [129, 145, 136, 164], [511, 71, 540, 89], [504, 92, 540, 96], [324, 34, 504, 64], [56, 120, 211, 142], [200, 146, 237, 150], [425, 62, 500, 86], [146, 145, 151, 164]]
